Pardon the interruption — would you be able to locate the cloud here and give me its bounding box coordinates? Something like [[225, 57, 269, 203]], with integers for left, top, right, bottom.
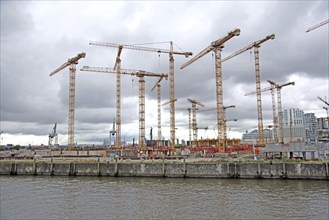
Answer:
[[1, 1, 328, 145]]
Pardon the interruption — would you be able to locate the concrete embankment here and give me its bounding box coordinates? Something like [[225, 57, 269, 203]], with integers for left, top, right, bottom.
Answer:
[[0, 158, 328, 180]]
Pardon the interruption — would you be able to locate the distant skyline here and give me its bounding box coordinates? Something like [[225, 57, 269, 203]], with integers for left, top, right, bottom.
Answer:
[[1, 1, 328, 145]]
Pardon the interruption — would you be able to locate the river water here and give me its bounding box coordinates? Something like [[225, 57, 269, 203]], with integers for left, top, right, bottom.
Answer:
[[0, 176, 328, 220]]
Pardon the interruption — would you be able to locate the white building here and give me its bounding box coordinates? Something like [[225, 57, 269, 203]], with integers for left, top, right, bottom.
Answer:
[[303, 113, 319, 142], [283, 108, 306, 143]]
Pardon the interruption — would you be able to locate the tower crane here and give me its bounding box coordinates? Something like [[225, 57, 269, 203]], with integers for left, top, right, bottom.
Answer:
[[187, 98, 205, 144], [306, 19, 329, 33], [318, 96, 329, 106], [245, 80, 295, 144], [175, 106, 217, 146], [181, 28, 241, 148], [318, 96, 329, 129], [48, 123, 58, 147], [203, 105, 236, 149], [80, 66, 167, 150], [49, 52, 86, 150], [223, 105, 235, 149], [150, 76, 166, 147], [89, 40, 192, 151], [175, 107, 193, 146], [221, 34, 275, 146]]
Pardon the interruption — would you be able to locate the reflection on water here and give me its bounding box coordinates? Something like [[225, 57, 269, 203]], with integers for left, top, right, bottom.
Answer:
[[1, 176, 328, 219]]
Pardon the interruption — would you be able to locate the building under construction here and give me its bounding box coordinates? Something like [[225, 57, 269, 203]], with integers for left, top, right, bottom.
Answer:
[[47, 19, 328, 157]]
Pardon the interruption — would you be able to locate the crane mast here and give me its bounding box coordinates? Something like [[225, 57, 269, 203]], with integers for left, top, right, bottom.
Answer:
[[50, 52, 86, 150], [268, 81, 279, 143], [245, 80, 294, 144], [175, 107, 193, 146], [272, 81, 295, 144], [181, 28, 240, 148], [90, 40, 192, 152], [80, 66, 167, 150], [187, 98, 205, 143], [223, 105, 235, 149], [222, 34, 275, 146], [306, 19, 329, 33], [151, 77, 166, 147], [115, 47, 123, 148]]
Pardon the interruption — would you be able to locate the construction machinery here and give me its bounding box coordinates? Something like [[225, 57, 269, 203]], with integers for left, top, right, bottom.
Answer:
[[89, 41, 192, 150], [318, 96, 329, 129], [245, 80, 295, 144], [221, 34, 275, 146], [223, 105, 235, 148], [187, 98, 205, 144], [203, 105, 236, 149], [151, 77, 166, 147], [109, 118, 116, 147], [48, 123, 58, 147], [181, 28, 241, 148], [49, 52, 86, 150], [175, 107, 193, 146], [80, 66, 167, 150], [306, 19, 329, 33]]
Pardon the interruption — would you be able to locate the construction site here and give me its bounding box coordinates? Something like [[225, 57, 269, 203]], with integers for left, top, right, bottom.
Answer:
[[31, 19, 329, 160]]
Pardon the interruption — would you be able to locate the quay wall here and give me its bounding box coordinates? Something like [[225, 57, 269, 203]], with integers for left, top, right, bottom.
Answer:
[[0, 159, 328, 180]]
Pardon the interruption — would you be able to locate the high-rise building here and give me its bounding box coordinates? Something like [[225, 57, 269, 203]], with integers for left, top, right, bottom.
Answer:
[[318, 117, 328, 129], [303, 113, 318, 142], [283, 108, 306, 142]]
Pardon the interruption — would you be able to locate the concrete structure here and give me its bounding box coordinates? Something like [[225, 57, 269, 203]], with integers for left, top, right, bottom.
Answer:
[[242, 129, 272, 145], [1, 159, 327, 180]]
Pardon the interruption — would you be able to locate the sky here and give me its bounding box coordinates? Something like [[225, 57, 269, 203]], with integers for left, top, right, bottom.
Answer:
[[1, 1, 328, 146]]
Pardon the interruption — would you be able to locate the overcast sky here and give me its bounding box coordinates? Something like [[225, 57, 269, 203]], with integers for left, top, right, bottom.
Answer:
[[1, 1, 328, 146]]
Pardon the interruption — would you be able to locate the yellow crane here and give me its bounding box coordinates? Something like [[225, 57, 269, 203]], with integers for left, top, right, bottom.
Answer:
[[245, 80, 295, 144], [223, 105, 235, 148], [80, 66, 167, 150], [222, 34, 275, 146], [181, 28, 241, 148], [203, 105, 236, 149], [89, 41, 192, 151], [306, 19, 329, 33], [150, 76, 167, 147], [318, 96, 329, 129], [187, 98, 205, 143], [50, 52, 86, 150], [175, 107, 193, 146]]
